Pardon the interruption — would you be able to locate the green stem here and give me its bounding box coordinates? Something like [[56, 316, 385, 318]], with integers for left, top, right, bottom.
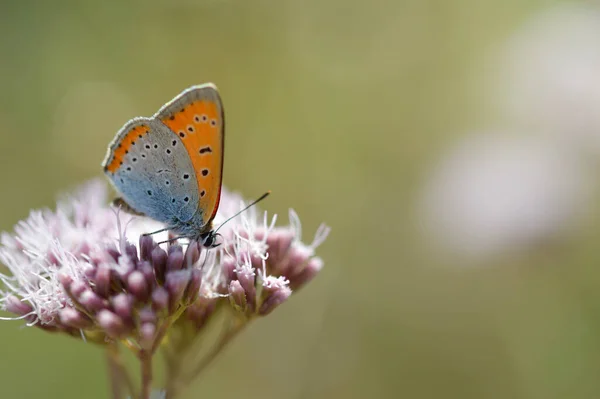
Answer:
[[106, 344, 124, 399], [164, 322, 245, 399], [151, 306, 187, 354], [180, 317, 248, 391], [106, 343, 137, 399]]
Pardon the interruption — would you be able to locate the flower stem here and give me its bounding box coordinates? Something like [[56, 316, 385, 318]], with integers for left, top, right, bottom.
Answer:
[[151, 306, 187, 353], [139, 349, 153, 399], [182, 317, 248, 388], [106, 344, 124, 399], [106, 343, 136, 399]]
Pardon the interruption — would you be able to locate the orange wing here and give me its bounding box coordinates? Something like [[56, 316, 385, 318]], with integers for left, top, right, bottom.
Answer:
[[154, 84, 224, 228], [103, 122, 151, 174]]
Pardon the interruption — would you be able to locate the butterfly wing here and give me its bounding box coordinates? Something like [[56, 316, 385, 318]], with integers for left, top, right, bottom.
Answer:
[[154, 84, 224, 231], [102, 117, 200, 225]]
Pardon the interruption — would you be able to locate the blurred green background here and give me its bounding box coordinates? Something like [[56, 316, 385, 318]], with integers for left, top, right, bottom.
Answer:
[[3, 0, 600, 398]]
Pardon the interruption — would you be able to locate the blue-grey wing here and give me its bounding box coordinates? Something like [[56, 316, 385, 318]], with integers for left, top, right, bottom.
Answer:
[[103, 117, 199, 225]]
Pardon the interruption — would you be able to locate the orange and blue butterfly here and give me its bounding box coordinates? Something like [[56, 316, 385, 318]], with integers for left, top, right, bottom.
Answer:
[[103, 84, 231, 247]]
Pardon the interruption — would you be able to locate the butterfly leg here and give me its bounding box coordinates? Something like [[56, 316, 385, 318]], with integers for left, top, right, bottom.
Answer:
[[112, 197, 145, 216], [112, 197, 172, 237], [142, 227, 171, 237], [157, 236, 187, 245]]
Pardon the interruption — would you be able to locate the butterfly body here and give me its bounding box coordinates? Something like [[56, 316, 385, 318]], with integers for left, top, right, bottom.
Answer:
[[102, 84, 224, 244]]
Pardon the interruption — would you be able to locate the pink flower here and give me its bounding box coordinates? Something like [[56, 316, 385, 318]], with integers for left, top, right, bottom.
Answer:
[[0, 179, 329, 398], [0, 179, 329, 336]]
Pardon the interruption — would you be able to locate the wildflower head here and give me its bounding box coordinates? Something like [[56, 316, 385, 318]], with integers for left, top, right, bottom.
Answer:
[[0, 180, 330, 349]]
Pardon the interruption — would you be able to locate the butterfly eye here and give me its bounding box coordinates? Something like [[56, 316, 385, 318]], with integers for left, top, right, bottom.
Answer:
[[212, 233, 223, 248], [201, 232, 221, 248]]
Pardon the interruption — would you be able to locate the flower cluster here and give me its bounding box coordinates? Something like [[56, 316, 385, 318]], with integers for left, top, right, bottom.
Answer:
[[0, 180, 329, 397]]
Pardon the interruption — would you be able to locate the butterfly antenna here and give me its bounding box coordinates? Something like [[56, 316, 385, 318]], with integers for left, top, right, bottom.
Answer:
[[214, 191, 271, 234]]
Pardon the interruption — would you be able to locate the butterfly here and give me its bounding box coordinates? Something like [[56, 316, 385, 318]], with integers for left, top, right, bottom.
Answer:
[[102, 83, 225, 247]]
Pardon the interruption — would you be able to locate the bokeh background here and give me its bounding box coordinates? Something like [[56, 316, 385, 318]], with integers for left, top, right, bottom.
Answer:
[[2, 1, 600, 398]]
